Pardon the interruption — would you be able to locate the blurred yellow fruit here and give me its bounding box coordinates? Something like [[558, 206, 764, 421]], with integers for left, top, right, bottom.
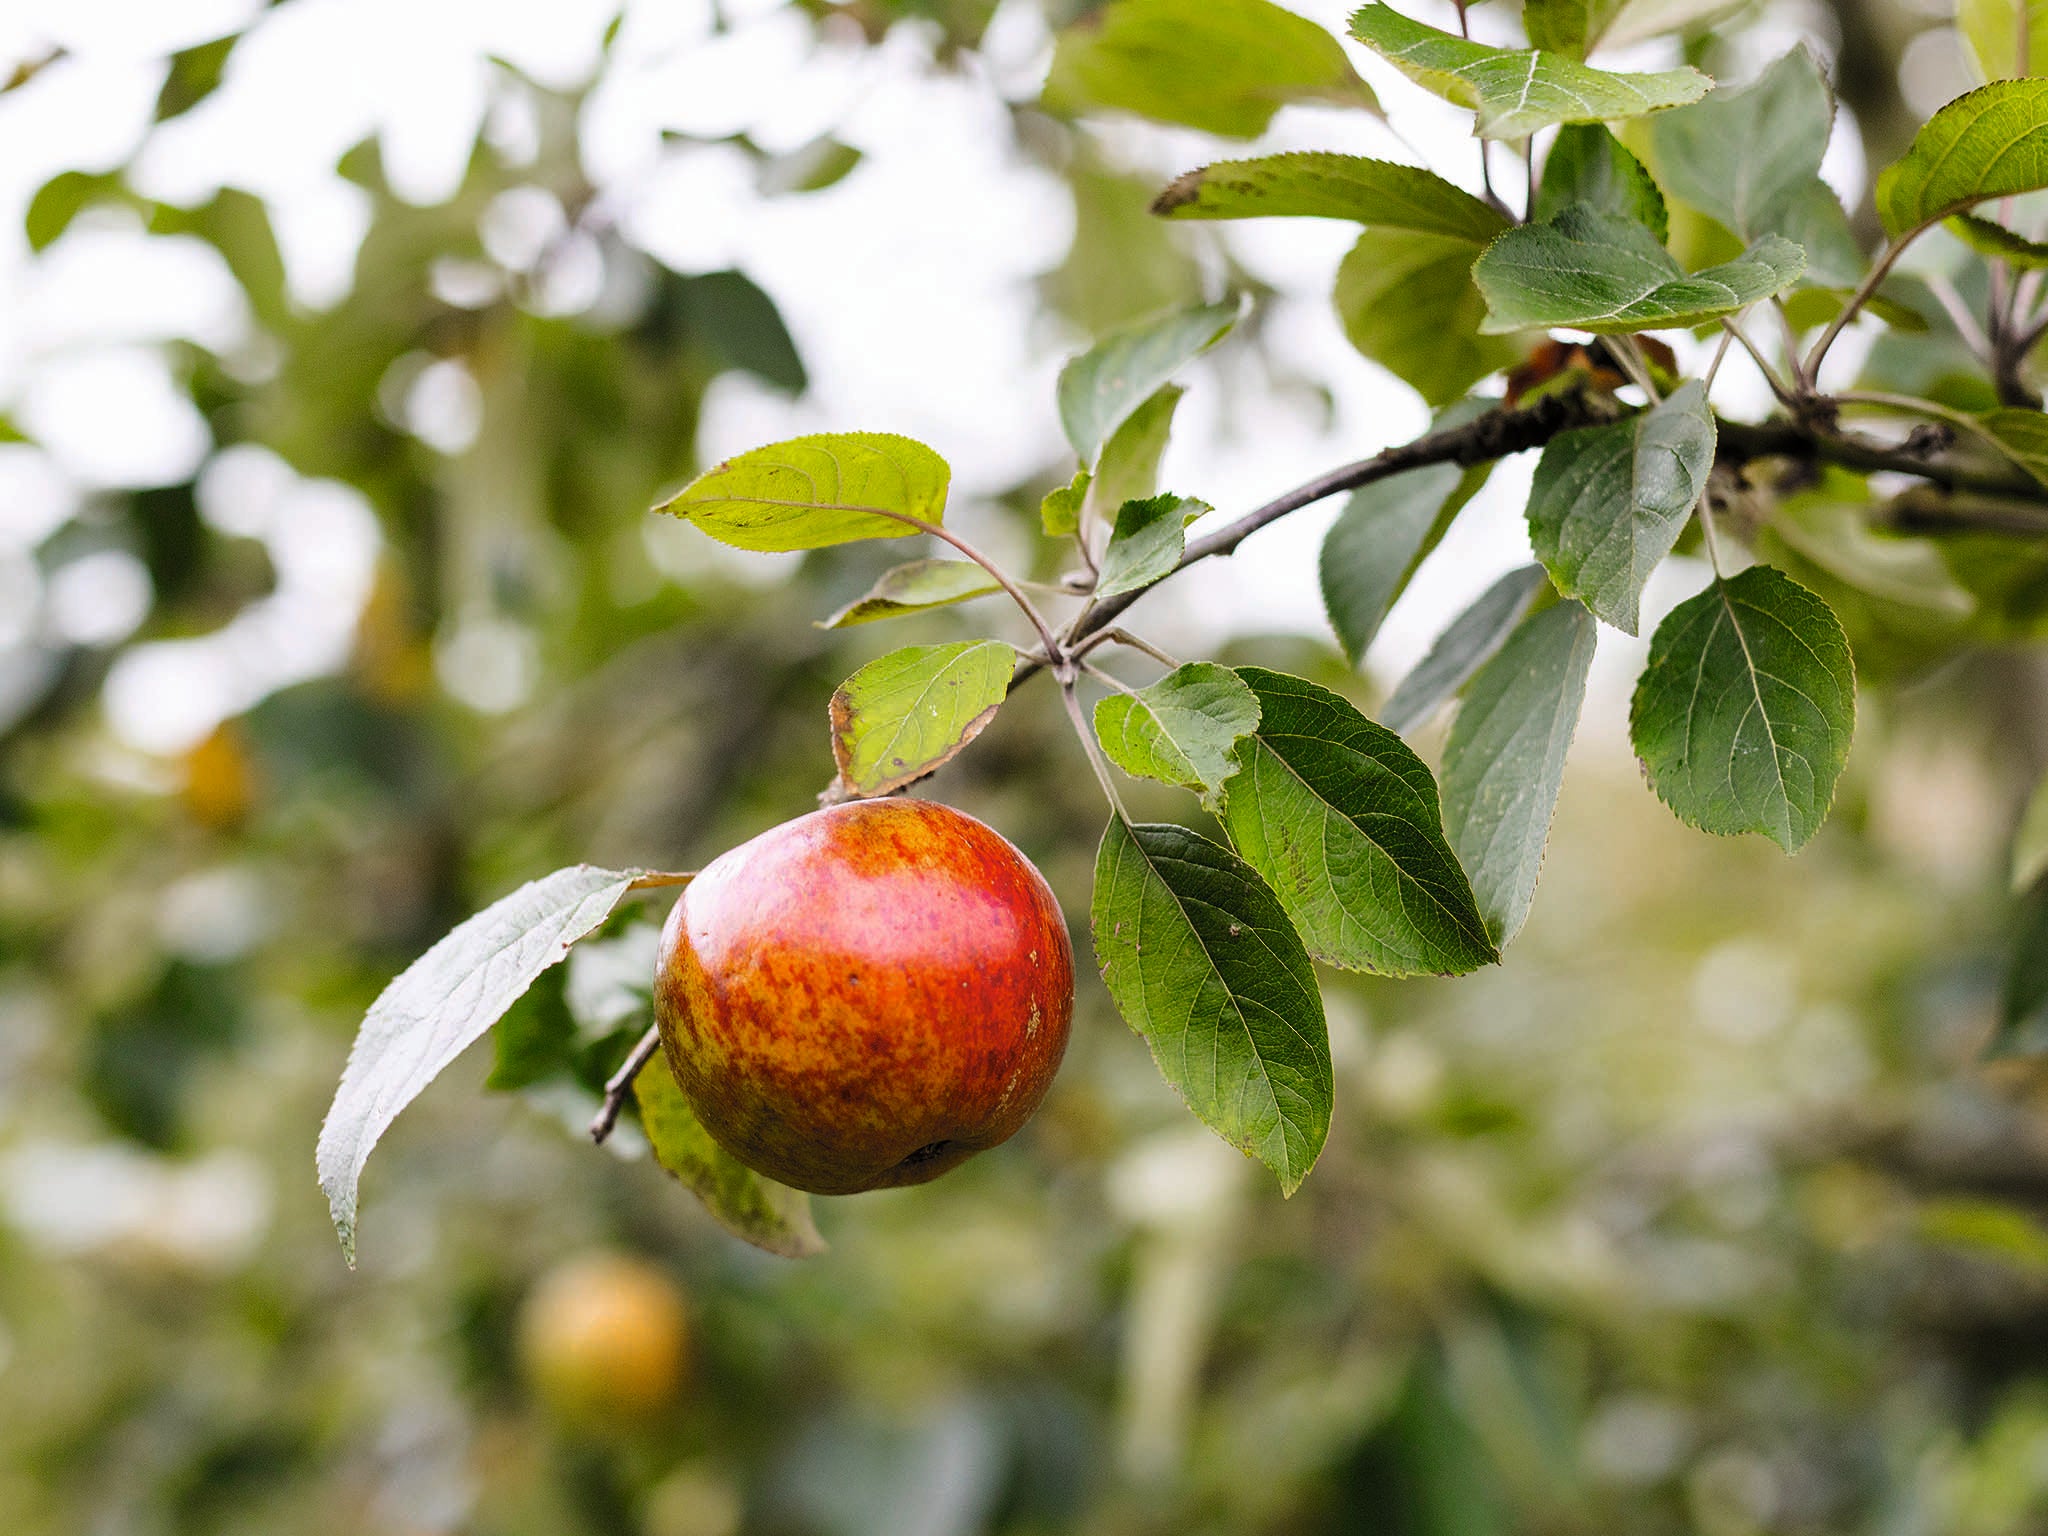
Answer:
[[517, 1252, 689, 1426]]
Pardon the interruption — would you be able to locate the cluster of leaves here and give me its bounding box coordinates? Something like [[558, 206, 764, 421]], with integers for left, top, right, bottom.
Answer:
[[321, 0, 2048, 1251]]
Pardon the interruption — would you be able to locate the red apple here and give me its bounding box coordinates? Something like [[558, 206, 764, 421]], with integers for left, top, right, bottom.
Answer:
[[653, 798, 1074, 1194]]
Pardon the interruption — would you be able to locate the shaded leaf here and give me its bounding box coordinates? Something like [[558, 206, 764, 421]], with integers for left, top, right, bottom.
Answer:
[[2013, 768, 2048, 892], [1097, 494, 1208, 599], [1320, 461, 1479, 663], [1219, 668, 1498, 976], [1045, 0, 1378, 139], [637, 1053, 825, 1259], [1629, 565, 1856, 852], [1094, 663, 1262, 795], [1649, 48, 1834, 243], [1994, 881, 2048, 1056], [1441, 601, 1598, 946], [1152, 152, 1507, 243], [656, 432, 948, 551], [1876, 79, 2048, 237], [1058, 303, 1238, 466], [818, 559, 1002, 628], [1091, 817, 1330, 1192], [1474, 204, 1805, 334], [317, 865, 662, 1262], [1348, 4, 1709, 139], [1381, 566, 1554, 736], [1979, 407, 2048, 486], [1535, 125, 1668, 243], [1950, 213, 2048, 267], [1336, 228, 1522, 404], [1526, 381, 1716, 634], [829, 640, 1014, 796]]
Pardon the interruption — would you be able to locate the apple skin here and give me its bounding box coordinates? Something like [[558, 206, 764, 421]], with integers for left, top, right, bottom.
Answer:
[[653, 798, 1074, 1195]]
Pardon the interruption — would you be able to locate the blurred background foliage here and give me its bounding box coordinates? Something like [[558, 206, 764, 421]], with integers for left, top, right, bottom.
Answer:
[[5, 2, 2048, 1534]]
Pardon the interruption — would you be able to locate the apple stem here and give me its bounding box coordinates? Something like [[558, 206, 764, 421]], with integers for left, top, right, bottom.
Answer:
[[589, 1026, 662, 1146]]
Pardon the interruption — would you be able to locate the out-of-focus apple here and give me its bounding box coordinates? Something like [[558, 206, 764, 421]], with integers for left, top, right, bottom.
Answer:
[[518, 1252, 688, 1425]]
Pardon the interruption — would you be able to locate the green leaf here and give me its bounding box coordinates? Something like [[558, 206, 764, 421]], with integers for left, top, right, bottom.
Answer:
[[1094, 662, 1262, 796], [1347, 4, 1710, 139], [1440, 601, 1598, 946], [1097, 494, 1208, 599], [1629, 565, 1856, 852], [1059, 303, 1238, 466], [1960, 0, 2048, 81], [1336, 229, 1522, 404], [1649, 48, 1834, 244], [1771, 180, 1867, 290], [656, 432, 949, 551], [1474, 205, 1806, 334], [1526, 381, 1716, 634], [1876, 79, 2048, 238], [25, 169, 122, 252], [636, 1052, 825, 1259], [1980, 407, 2048, 486], [155, 33, 237, 122], [1381, 566, 1554, 735], [2013, 769, 2048, 892], [1085, 386, 1182, 531], [1151, 152, 1508, 243], [829, 640, 1014, 797], [1950, 213, 2048, 267], [1535, 125, 1669, 243], [317, 865, 661, 1263], [1219, 668, 1498, 976], [1091, 817, 1331, 1193], [1045, 0, 1378, 139], [1995, 882, 2048, 1056], [817, 559, 1002, 628], [1524, 0, 1630, 58], [1041, 469, 1090, 537], [1319, 462, 1475, 663]]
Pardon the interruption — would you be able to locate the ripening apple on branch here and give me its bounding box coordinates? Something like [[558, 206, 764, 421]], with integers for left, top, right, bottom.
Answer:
[[316, 1, 2048, 1263]]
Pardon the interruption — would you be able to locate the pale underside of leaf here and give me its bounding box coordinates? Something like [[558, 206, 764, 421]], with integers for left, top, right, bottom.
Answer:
[[1380, 565, 1553, 736], [1441, 600, 1598, 946], [818, 559, 1001, 628], [317, 864, 658, 1263]]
